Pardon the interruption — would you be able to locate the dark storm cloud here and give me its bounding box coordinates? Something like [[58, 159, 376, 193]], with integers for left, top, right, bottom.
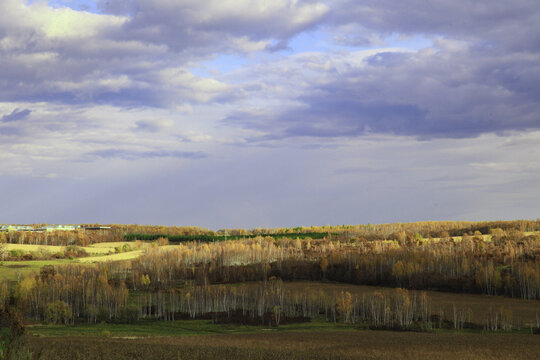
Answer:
[[1, 108, 31, 122]]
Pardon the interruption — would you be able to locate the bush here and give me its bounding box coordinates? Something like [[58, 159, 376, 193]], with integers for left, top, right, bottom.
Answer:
[[45, 301, 72, 325], [9, 250, 23, 258], [115, 244, 133, 253], [64, 245, 88, 259]]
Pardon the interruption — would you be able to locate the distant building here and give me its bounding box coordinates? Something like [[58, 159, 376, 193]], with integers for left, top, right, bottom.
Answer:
[[82, 226, 111, 230], [0, 224, 110, 232], [36, 225, 80, 232], [0, 225, 34, 232]]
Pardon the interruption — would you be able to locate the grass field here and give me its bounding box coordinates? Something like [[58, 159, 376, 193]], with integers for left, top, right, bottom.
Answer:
[[77, 250, 144, 263], [23, 330, 540, 360], [0, 247, 142, 281], [87, 242, 134, 249], [4, 243, 114, 255], [0, 259, 74, 281]]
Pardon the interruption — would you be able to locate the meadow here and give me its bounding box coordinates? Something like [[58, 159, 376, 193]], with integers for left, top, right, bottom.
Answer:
[[4, 244, 113, 255], [0, 242, 141, 281]]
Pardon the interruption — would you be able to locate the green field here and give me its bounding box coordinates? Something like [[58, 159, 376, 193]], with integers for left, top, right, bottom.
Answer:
[[5, 243, 114, 255], [0, 259, 74, 281], [0, 244, 143, 281]]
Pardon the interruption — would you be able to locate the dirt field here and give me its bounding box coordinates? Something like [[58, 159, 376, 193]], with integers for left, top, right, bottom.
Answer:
[[24, 330, 540, 360]]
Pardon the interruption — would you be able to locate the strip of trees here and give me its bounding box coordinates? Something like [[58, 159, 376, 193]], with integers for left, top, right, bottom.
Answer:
[[13, 265, 128, 325], [9, 271, 528, 331], [120, 231, 540, 300]]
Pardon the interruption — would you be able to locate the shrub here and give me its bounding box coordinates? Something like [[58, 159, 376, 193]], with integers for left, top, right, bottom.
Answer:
[[65, 245, 88, 258], [45, 301, 72, 325], [9, 250, 23, 258]]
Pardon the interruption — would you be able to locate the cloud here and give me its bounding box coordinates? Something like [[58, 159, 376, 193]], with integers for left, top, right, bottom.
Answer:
[[0, 1, 246, 108], [86, 148, 207, 160], [97, 0, 329, 43], [1, 0, 538, 128], [328, 0, 540, 51], [133, 119, 173, 133], [0, 126, 21, 136], [1, 108, 31, 122], [223, 41, 540, 140], [264, 40, 292, 53]]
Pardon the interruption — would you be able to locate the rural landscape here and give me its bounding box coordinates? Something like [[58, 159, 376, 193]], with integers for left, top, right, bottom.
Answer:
[[2, 0, 540, 359], [0, 220, 539, 359]]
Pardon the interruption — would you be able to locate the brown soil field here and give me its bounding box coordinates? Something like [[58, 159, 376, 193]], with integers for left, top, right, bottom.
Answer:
[[25, 330, 540, 360]]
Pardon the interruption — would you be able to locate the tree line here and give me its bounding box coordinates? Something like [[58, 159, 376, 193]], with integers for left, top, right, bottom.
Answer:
[[2, 219, 539, 246], [114, 230, 540, 300]]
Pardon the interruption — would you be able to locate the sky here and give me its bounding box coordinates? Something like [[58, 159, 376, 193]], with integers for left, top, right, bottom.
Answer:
[[0, 0, 539, 229]]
